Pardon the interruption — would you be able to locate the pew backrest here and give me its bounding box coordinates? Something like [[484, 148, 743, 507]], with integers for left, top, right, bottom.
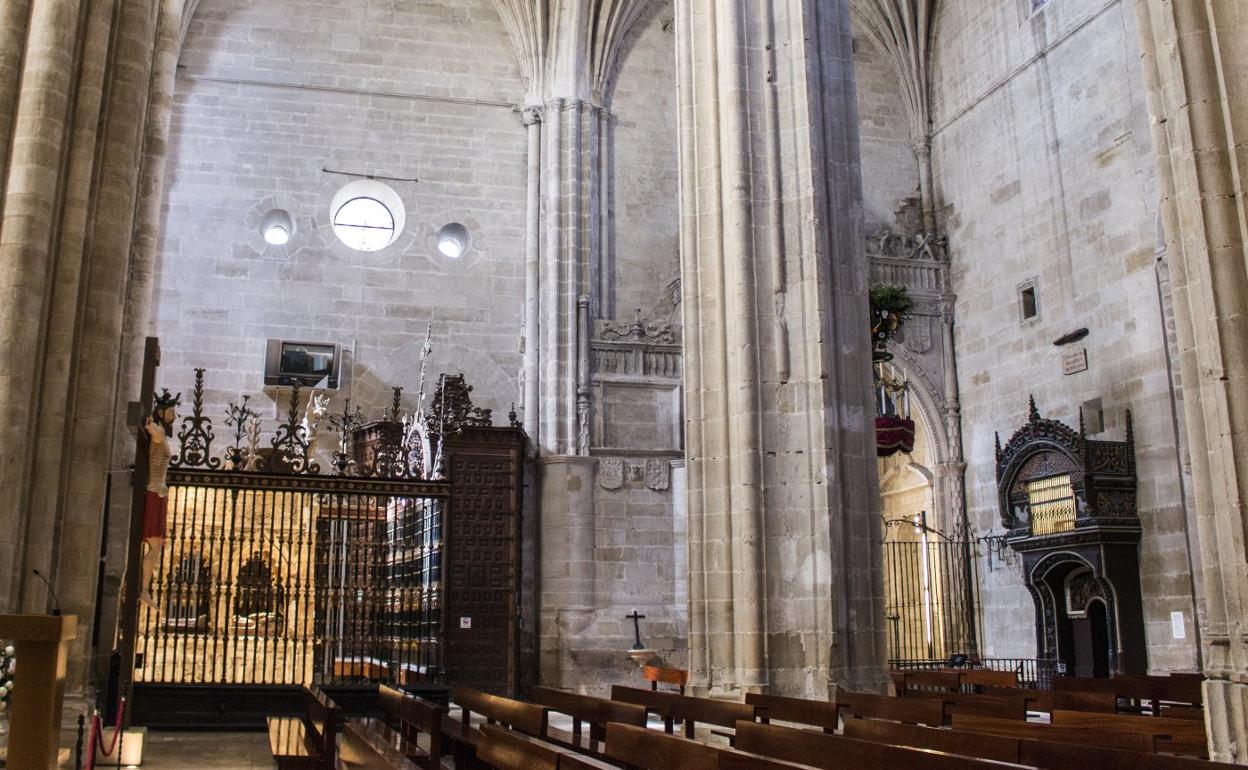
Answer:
[[902, 670, 962, 695], [982, 686, 1116, 714], [842, 717, 1022, 763], [1049, 709, 1207, 756], [603, 722, 817, 770], [452, 687, 548, 738], [951, 713, 1154, 753], [952, 669, 1019, 692], [338, 720, 419, 770], [745, 692, 839, 731], [837, 690, 945, 726], [611, 685, 681, 732], [1019, 734, 1230, 770], [478, 723, 561, 770], [734, 720, 1031, 770], [672, 696, 755, 738]]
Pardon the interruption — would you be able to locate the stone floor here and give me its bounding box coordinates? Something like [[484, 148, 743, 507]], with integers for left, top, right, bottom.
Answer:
[[140, 731, 271, 769]]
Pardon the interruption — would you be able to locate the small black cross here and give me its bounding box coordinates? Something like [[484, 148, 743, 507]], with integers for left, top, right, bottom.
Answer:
[[626, 610, 646, 650]]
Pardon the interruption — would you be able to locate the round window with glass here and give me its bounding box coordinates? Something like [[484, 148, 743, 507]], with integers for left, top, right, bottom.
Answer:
[[332, 196, 396, 252]]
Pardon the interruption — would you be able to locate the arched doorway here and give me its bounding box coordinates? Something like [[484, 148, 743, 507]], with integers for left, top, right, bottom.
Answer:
[[878, 364, 978, 663]]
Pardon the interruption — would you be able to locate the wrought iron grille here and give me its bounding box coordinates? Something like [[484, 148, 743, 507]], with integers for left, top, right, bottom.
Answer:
[[889, 657, 1062, 690], [134, 471, 448, 687], [882, 536, 981, 663]]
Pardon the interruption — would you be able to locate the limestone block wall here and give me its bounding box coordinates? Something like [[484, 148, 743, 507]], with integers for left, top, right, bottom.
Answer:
[[930, 0, 1199, 671], [155, 0, 529, 423], [854, 34, 923, 230], [609, 3, 680, 321]]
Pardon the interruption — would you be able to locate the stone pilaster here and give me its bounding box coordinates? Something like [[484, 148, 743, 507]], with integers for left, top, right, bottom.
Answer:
[[1134, 1, 1248, 762], [537, 456, 598, 688], [677, 0, 885, 698], [0, 0, 86, 612], [98, 0, 186, 683]]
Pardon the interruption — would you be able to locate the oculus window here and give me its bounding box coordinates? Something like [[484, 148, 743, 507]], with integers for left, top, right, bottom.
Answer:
[[333, 196, 396, 252]]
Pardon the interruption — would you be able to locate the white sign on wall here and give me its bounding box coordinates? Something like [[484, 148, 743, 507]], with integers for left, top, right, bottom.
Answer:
[[1171, 611, 1186, 640]]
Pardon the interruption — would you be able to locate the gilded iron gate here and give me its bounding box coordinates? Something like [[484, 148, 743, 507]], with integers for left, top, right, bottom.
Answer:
[[882, 513, 981, 663], [133, 471, 448, 687], [120, 357, 529, 700]]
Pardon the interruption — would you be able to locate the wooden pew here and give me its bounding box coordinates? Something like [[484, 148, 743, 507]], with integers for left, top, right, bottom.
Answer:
[[359, 684, 446, 769], [905, 690, 1029, 722], [603, 722, 819, 770], [671, 694, 755, 741], [1049, 710, 1208, 757], [338, 720, 419, 770], [443, 687, 549, 768], [982, 685, 1117, 714], [745, 692, 839, 732], [952, 669, 1018, 692], [267, 685, 341, 770], [837, 690, 945, 726], [1021, 737, 1229, 770], [611, 684, 681, 733], [900, 670, 962, 695], [733, 720, 1032, 770], [477, 724, 618, 770], [643, 665, 689, 694], [611, 684, 754, 741], [844, 715, 1233, 770], [843, 718, 1022, 763], [952, 713, 1155, 753], [1053, 675, 1203, 715], [532, 686, 647, 755]]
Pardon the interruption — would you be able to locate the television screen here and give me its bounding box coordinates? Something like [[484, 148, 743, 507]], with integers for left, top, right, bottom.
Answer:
[[263, 339, 341, 389], [279, 342, 335, 383]]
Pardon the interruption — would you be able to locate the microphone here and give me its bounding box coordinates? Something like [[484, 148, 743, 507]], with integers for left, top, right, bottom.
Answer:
[[31, 569, 62, 616]]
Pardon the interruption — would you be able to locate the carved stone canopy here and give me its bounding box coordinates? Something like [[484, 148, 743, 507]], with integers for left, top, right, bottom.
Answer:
[[995, 396, 1137, 541]]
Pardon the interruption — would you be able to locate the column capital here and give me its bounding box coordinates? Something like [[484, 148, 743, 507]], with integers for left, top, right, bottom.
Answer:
[[521, 105, 543, 126]]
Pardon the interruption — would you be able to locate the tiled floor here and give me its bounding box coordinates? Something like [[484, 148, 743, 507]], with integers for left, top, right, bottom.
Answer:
[[140, 731, 271, 769]]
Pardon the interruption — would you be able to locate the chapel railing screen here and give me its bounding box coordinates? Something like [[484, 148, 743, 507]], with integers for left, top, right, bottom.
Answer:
[[882, 537, 981, 662], [134, 470, 449, 687]]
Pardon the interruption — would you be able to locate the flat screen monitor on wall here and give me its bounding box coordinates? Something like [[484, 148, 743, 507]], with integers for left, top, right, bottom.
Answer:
[[263, 339, 341, 389]]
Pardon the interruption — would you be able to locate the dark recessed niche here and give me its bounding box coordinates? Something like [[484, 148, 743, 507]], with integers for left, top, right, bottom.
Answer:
[[1054, 328, 1089, 347]]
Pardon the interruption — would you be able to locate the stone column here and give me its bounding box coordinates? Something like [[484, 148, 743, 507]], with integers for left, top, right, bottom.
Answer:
[[97, 0, 185, 683], [522, 105, 543, 442], [677, 0, 885, 698], [1133, 2, 1248, 762], [21, 0, 119, 612], [0, 0, 86, 611], [0, 0, 32, 189], [55, 0, 161, 697]]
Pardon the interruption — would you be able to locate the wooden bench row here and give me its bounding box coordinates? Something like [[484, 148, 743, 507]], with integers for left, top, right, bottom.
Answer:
[[268, 686, 341, 770]]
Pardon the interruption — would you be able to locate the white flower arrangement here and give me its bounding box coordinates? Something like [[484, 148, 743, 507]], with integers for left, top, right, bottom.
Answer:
[[0, 643, 14, 714]]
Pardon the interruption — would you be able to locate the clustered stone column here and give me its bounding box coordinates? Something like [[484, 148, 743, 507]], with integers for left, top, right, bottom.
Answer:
[[1133, 2, 1248, 762], [677, 0, 886, 698], [0, 0, 185, 709]]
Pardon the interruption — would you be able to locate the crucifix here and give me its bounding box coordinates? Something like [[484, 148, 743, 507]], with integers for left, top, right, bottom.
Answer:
[[625, 609, 646, 650]]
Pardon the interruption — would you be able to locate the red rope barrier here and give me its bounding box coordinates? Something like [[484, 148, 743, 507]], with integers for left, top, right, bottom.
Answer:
[[82, 697, 126, 769]]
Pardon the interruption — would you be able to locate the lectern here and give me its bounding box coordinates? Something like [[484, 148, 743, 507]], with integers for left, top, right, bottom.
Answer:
[[0, 614, 76, 770]]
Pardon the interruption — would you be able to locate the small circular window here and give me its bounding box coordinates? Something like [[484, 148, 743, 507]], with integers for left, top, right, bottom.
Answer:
[[333, 196, 396, 252], [437, 222, 471, 259]]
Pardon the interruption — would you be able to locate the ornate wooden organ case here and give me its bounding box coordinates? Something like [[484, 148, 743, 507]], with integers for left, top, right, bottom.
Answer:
[[995, 398, 1146, 675]]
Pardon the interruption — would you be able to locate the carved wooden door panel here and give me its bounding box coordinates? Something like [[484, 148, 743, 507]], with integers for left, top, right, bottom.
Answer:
[[443, 427, 524, 694]]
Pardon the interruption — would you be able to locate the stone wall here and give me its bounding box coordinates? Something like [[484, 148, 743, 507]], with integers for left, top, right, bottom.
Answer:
[[156, 0, 529, 424], [854, 34, 922, 230], [929, 0, 1200, 671], [609, 3, 680, 321]]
